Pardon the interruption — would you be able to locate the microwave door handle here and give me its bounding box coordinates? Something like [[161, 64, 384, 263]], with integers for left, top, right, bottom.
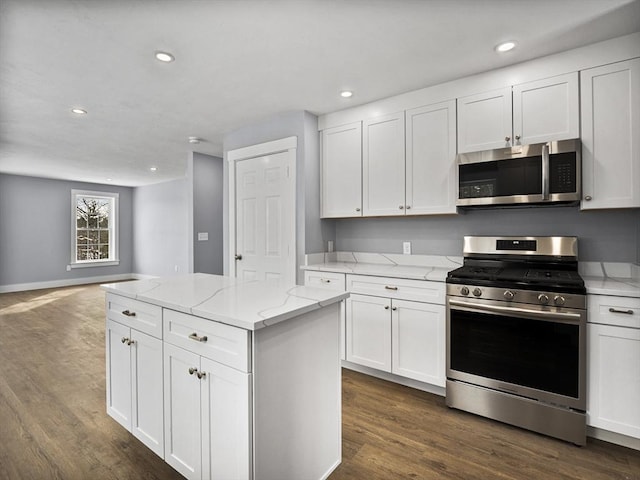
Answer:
[[541, 143, 550, 200]]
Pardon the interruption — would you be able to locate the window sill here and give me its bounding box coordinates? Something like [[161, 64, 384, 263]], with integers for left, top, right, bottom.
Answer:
[[69, 260, 120, 269]]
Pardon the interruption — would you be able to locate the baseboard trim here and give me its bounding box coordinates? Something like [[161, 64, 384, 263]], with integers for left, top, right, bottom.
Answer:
[[587, 426, 640, 451], [341, 361, 446, 397], [0, 274, 136, 293]]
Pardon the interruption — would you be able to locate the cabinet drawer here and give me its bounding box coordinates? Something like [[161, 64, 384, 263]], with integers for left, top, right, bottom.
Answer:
[[106, 293, 162, 338], [347, 274, 445, 304], [588, 295, 640, 329], [303, 270, 346, 291], [163, 309, 250, 372]]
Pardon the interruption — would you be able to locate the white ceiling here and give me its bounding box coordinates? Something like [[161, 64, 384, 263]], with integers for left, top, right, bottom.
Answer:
[[1, 0, 639, 187]]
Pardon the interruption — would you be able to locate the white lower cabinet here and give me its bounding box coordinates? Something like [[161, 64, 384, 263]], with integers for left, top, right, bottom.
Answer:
[[346, 294, 392, 371], [163, 343, 251, 480], [392, 299, 445, 386], [345, 274, 446, 387], [106, 318, 164, 458], [587, 295, 640, 440]]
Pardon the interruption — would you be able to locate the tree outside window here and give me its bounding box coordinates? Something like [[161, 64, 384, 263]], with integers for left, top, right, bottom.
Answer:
[[71, 190, 118, 265]]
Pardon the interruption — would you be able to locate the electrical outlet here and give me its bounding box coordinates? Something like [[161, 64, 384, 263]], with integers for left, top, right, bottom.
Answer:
[[403, 241, 411, 255]]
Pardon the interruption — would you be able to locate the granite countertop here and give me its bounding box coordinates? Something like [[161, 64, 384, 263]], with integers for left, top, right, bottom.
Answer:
[[101, 273, 349, 331], [581, 262, 640, 298], [301, 252, 463, 282], [303, 253, 640, 299]]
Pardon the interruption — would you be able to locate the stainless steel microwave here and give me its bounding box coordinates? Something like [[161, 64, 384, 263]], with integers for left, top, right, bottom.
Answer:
[[456, 139, 581, 207]]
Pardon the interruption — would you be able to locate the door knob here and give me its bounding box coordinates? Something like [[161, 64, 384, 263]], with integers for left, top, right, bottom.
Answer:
[[234, 254, 242, 260]]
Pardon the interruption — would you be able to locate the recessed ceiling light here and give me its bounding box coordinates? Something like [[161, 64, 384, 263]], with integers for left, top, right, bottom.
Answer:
[[495, 41, 516, 53], [149, 166, 158, 172], [188, 136, 201, 144], [106, 178, 113, 182], [340, 90, 353, 98], [155, 51, 175, 62], [71, 108, 87, 115]]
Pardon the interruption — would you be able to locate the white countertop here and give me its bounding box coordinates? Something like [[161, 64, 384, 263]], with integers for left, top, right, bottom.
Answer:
[[101, 273, 349, 331], [301, 251, 463, 282], [583, 276, 640, 298], [301, 261, 453, 282], [303, 253, 640, 298]]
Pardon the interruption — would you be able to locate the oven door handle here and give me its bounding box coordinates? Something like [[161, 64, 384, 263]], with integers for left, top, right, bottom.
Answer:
[[448, 299, 582, 324]]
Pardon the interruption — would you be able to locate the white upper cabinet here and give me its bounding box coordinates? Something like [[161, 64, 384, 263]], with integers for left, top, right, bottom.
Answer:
[[321, 121, 362, 218], [457, 87, 512, 153], [457, 73, 579, 153], [580, 58, 640, 209], [362, 112, 406, 216], [513, 73, 579, 145], [405, 100, 457, 215]]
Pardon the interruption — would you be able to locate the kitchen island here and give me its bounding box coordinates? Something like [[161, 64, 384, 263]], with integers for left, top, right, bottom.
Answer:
[[101, 273, 348, 480]]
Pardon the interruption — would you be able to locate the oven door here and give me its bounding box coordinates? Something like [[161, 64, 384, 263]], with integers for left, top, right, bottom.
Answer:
[[446, 296, 586, 411]]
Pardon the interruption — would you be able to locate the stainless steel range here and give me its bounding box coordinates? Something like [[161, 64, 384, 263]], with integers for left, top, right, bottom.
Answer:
[[445, 236, 587, 445]]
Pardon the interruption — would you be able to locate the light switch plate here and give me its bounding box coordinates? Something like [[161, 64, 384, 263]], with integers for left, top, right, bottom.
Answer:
[[403, 241, 411, 255], [198, 232, 209, 241]]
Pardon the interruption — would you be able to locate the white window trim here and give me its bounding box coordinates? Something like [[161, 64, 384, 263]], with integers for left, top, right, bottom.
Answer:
[[70, 189, 119, 268]]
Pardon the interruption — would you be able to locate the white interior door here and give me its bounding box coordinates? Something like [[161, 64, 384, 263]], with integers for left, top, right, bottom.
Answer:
[[234, 150, 295, 283]]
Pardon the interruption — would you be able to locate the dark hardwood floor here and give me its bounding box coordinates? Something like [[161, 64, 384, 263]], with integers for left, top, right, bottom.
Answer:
[[1, 284, 638, 480]]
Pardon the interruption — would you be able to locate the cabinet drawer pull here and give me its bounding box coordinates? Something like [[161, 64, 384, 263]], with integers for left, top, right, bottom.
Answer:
[[609, 307, 634, 315], [121, 310, 136, 317], [385, 286, 398, 291], [189, 332, 208, 342], [321, 279, 331, 283]]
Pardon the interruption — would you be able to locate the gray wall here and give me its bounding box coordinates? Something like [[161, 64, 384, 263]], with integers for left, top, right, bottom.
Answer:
[[335, 206, 640, 263], [0, 173, 134, 287], [193, 152, 223, 274], [132, 177, 191, 277], [223, 110, 335, 283]]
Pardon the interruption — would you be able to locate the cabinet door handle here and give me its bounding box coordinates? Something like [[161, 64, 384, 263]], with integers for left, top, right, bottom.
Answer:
[[197, 371, 207, 379], [121, 310, 136, 317], [121, 337, 128, 344], [234, 254, 243, 261], [609, 307, 634, 315], [385, 286, 398, 291], [406, 205, 411, 210], [584, 195, 592, 201], [515, 135, 521, 141], [399, 205, 404, 210], [392, 306, 397, 311], [188, 367, 198, 375], [355, 207, 361, 212], [384, 305, 390, 310], [189, 332, 208, 342], [505, 136, 511, 142]]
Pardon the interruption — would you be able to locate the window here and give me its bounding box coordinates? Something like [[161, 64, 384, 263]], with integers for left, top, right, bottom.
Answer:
[[71, 190, 119, 267]]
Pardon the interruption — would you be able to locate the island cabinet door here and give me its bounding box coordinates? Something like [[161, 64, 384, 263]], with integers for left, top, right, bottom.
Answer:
[[200, 357, 251, 480], [164, 343, 203, 480], [106, 319, 132, 430], [130, 329, 164, 458]]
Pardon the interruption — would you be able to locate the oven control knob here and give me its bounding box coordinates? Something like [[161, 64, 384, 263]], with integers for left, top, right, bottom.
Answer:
[[537, 294, 550, 305], [460, 286, 469, 296], [503, 290, 515, 301], [554, 295, 566, 306], [472, 288, 482, 297]]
